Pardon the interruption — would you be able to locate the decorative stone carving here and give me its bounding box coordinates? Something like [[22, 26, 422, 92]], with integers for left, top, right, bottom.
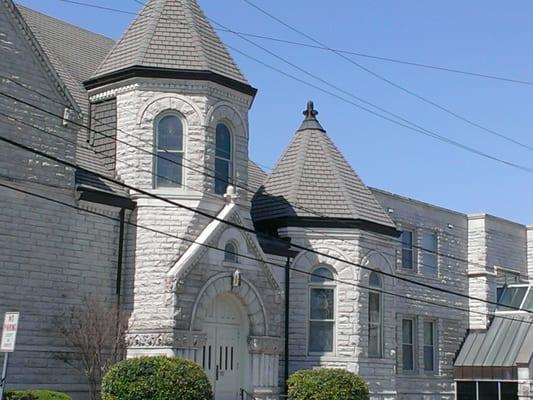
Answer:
[[126, 330, 207, 349], [248, 336, 283, 355], [126, 332, 174, 348]]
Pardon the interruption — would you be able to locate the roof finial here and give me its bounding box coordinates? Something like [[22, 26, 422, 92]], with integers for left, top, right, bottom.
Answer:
[[303, 100, 318, 120]]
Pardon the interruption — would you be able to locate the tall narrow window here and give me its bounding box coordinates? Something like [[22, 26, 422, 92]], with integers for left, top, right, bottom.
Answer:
[[155, 113, 183, 188], [402, 318, 415, 371], [215, 124, 232, 194], [368, 272, 382, 357], [401, 230, 414, 270], [423, 321, 436, 372], [420, 232, 438, 277], [308, 267, 335, 354]]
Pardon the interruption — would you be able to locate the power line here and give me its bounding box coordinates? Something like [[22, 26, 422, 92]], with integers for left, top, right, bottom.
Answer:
[[0, 75, 525, 278], [2, 179, 531, 326], [52, 0, 533, 87], [0, 122, 529, 315], [242, 0, 533, 153]]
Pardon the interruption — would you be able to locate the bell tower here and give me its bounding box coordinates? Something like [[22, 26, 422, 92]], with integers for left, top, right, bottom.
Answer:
[[83, 0, 257, 355]]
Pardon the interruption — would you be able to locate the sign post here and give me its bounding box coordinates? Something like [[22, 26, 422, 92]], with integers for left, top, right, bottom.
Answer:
[[0, 312, 19, 400]]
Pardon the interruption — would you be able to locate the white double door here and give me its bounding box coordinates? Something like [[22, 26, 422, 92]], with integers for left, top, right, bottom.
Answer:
[[199, 294, 247, 400]]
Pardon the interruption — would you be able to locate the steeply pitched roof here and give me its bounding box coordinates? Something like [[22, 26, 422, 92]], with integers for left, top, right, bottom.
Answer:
[[91, 0, 248, 87], [248, 160, 267, 194], [16, 5, 114, 114], [252, 102, 396, 232]]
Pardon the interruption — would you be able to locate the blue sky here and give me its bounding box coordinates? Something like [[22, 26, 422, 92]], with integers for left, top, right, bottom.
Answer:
[[17, 0, 533, 224]]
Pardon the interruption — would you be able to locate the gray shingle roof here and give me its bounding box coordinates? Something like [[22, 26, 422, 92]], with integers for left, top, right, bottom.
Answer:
[[248, 160, 267, 194], [92, 0, 248, 85], [252, 103, 396, 230], [17, 5, 114, 114]]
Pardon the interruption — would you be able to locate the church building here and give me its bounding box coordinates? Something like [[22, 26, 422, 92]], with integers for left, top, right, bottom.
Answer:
[[1, 0, 533, 399]]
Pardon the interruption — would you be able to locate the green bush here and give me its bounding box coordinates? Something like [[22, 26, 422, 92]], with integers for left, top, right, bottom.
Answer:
[[101, 356, 212, 400], [287, 368, 369, 400], [6, 390, 72, 400]]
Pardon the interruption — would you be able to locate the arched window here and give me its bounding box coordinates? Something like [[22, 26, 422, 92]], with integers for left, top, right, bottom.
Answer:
[[308, 265, 335, 354], [215, 123, 232, 194], [224, 242, 238, 263], [154, 113, 183, 188], [368, 271, 383, 357]]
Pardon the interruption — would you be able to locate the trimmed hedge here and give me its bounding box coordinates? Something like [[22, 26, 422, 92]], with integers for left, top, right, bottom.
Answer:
[[6, 390, 72, 400], [287, 368, 369, 400], [101, 356, 212, 400]]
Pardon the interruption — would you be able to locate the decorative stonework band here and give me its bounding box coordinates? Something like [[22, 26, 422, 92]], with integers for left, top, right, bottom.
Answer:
[[248, 336, 283, 355], [126, 330, 207, 349]]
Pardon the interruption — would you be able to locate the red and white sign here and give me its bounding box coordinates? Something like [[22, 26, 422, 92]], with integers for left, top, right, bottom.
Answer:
[[0, 312, 20, 352]]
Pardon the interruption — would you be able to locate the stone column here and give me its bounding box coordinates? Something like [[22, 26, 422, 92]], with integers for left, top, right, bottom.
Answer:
[[248, 336, 283, 400]]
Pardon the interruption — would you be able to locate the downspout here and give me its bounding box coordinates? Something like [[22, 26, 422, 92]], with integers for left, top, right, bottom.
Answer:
[[284, 254, 291, 395], [115, 208, 125, 301]]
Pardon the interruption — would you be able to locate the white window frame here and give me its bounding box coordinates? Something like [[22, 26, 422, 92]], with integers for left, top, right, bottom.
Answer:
[[307, 266, 336, 356], [400, 229, 415, 271], [368, 272, 383, 358], [423, 319, 437, 373], [153, 111, 185, 190], [401, 317, 416, 373], [214, 122, 234, 195], [420, 231, 438, 278]]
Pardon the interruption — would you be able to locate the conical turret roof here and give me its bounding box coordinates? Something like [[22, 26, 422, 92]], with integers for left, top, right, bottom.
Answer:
[[85, 0, 254, 95], [252, 102, 397, 235]]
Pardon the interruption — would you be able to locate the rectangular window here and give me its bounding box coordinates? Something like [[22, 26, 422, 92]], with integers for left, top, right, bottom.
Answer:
[[309, 287, 334, 353], [456, 382, 476, 400], [402, 319, 414, 371], [368, 291, 381, 357], [401, 230, 414, 270], [420, 232, 438, 277], [423, 321, 435, 372], [478, 382, 498, 400]]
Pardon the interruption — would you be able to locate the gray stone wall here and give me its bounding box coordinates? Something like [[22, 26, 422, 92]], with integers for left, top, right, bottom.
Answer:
[[0, 3, 121, 398]]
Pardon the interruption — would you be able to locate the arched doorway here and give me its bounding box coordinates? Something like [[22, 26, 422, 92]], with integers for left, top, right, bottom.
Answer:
[[197, 293, 249, 400]]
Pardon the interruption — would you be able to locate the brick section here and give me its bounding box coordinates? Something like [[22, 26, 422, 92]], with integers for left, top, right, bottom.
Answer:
[[90, 98, 117, 172]]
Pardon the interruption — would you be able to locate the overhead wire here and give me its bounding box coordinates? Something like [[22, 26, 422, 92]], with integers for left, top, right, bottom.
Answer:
[[242, 0, 533, 153], [0, 114, 529, 316], [2, 179, 532, 327]]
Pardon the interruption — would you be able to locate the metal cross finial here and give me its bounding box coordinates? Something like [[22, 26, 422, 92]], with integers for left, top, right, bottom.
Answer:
[[303, 100, 318, 120]]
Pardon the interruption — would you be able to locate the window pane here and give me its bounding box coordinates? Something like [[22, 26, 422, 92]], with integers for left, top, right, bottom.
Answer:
[[478, 382, 498, 400], [369, 292, 380, 323], [310, 288, 334, 320], [157, 115, 182, 150], [156, 152, 182, 187], [215, 158, 230, 194], [423, 346, 434, 371], [497, 286, 528, 310], [421, 252, 437, 276], [310, 267, 333, 283], [522, 290, 533, 312], [224, 243, 237, 263], [501, 382, 518, 400], [216, 124, 231, 160], [456, 382, 476, 400], [368, 324, 380, 356], [309, 321, 333, 352], [402, 319, 413, 344], [422, 233, 437, 252], [402, 344, 413, 370], [424, 321, 434, 346], [401, 231, 413, 269], [369, 271, 382, 288]]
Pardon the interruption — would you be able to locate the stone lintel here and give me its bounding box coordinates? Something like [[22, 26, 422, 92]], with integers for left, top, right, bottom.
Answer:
[[248, 336, 282, 355]]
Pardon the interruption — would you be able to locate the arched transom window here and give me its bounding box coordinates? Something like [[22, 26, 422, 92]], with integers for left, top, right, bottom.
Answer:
[[154, 113, 183, 188], [215, 123, 233, 195], [308, 266, 335, 354], [368, 271, 383, 357]]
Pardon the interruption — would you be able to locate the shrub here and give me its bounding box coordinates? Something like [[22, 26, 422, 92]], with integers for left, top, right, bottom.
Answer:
[[6, 390, 72, 400], [101, 356, 212, 400], [287, 368, 369, 400]]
